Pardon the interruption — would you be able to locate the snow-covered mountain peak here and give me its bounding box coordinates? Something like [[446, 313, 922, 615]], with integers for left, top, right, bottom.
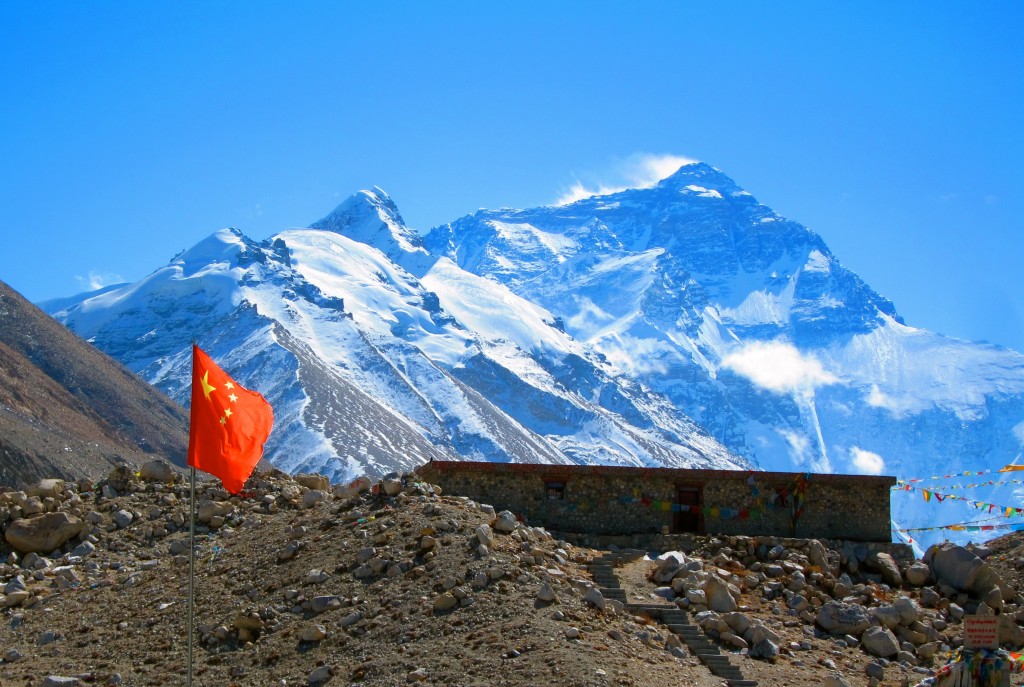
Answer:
[[653, 161, 742, 195], [44, 161, 1024, 552], [174, 227, 248, 273], [311, 187, 424, 262]]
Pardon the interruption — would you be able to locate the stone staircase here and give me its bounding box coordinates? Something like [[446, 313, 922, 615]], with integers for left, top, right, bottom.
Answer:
[[586, 549, 640, 604], [588, 552, 757, 687]]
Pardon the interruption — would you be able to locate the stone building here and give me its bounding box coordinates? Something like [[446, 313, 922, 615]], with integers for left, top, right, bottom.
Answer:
[[415, 460, 895, 542]]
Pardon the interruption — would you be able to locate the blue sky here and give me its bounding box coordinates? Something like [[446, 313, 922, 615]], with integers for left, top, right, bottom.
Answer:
[[2, 2, 1022, 351]]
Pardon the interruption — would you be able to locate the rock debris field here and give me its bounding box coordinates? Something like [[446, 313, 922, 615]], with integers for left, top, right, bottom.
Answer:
[[2, 462, 1024, 687]]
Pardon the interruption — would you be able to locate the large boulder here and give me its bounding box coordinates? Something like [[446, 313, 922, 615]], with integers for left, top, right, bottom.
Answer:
[[807, 539, 833, 574], [872, 605, 901, 629], [866, 552, 902, 587], [333, 475, 371, 499], [5, 512, 83, 554], [904, 561, 932, 586], [862, 627, 900, 658], [139, 460, 176, 483], [705, 575, 738, 612], [653, 552, 686, 583], [893, 597, 920, 626], [295, 473, 329, 491], [924, 543, 1005, 598], [817, 601, 873, 636], [26, 479, 65, 498]]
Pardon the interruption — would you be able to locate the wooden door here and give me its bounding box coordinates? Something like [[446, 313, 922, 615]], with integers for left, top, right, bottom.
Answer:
[[672, 485, 702, 533]]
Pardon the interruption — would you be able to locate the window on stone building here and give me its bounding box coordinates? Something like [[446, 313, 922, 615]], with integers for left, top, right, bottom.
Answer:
[[545, 481, 565, 500]]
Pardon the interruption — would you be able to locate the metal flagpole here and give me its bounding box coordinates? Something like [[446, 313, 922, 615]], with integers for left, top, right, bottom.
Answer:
[[187, 466, 196, 687]]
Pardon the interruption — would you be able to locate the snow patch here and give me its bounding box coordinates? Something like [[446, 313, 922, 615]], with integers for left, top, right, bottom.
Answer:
[[802, 250, 831, 274], [488, 221, 578, 256], [684, 185, 723, 199]]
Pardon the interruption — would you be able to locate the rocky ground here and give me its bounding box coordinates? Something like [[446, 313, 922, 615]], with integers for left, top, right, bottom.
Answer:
[[2, 463, 1024, 687]]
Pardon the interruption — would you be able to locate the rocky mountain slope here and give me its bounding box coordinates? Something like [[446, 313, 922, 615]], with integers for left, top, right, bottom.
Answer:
[[0, 281, 188, 488], [2, 467, 1024, 686], [42, 163, 1024, 549]]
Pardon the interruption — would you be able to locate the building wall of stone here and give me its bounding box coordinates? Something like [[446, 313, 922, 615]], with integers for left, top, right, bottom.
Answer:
[[416, 463, 893, 542]]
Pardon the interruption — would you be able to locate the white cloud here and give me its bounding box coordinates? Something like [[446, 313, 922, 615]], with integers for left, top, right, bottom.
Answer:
[[778, 429, 811, 466], [554, 153, 699, 205], [850, 447, 886, 475], [74, 270, 125, 292], [721, 340, 838, 394]]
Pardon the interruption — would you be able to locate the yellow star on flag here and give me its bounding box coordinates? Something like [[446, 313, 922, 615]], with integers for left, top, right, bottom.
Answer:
[[201, 371, 217, 400]]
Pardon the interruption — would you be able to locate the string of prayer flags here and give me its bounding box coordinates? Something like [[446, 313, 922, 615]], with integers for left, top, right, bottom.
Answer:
[[898, 485, 1024, 518], [893, 478, 1024, 491], [896, 469, 1004, 483], [895, 521, 1024, 534]]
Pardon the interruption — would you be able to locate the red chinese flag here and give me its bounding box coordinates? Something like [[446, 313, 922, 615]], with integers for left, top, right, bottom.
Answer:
[[187, 344, 274, 494]]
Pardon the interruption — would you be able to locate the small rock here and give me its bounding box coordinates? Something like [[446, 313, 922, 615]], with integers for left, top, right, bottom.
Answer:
[[307, 664, 333, 685], [300, 624, 327, 642], [305, 569, 329, 585], [311, 596, 342, 614], [278, 540, 301, 562], [493, 511, 517, 533], [433, 593, 458, 612], [749, 638, 779, 662], [339, 611, 362, 627], [537, 583, 557, 603], [475, 524, 494, 548], [112, 509, 134, 529], [584, 587, 606, 610], [42, 678, 79, 687]]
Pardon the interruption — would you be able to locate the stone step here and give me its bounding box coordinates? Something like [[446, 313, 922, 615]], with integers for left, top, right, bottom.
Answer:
[[726, 681, 759, 687], [667, 624, 699, 633], [701, 656, 732, 666]]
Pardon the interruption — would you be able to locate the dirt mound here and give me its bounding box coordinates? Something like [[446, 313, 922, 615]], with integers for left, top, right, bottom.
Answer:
[[2, 468, 1024, 687]]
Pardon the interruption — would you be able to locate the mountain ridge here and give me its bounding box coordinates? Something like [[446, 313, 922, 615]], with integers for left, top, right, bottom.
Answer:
[[43, 164, 1024, 549], [0, 280, 189, 488]]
